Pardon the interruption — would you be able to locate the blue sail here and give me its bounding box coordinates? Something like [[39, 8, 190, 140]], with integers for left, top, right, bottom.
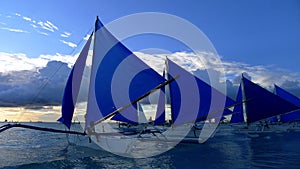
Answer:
[[242, 77, 300, 123], [221, 103, 234, 121], [194, 74, 235, 122], [167, 59, 235, 125], [275, 85, 300, 122], [154, 87, 166, 125], [275, 85, 300, 106], [111, 102, 148, 124], [137, 103, 148, 124], [153, 70, 166, 125], [268, 116, 278, 123], [58, 34, 93, 129], [281, 110, 300, 123], [86, 17, 166, 126], [230, 85, 244, 123], [111, 103, 138, 124]]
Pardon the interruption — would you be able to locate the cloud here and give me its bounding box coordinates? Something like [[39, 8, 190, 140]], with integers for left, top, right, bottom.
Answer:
[[2, 12, 83, 50], [280, 80, 300, 97], [38, 20, 58, 32], [60, 31, 71, 38], [0, 52, 77, 73], [40, 53, 77, 67], [23, 16, 35, 23], [0, 51, 80, 107], [135, 51, 300, 96], [20, 16, 58, 35], [0, 52, 46, 72], [14, 13, 35, 23], [0, 51, 299, 108], [60, 40, 77, 48], [219, 60, 299, 89], [30, 24, 37, 28], [35, 30, 49, 36], [15, 14, 40, 30], [281, 80, 300, 89], [0, 61, 71, 106], [0, 27, 29, 33], [18, 15, 57, 34]]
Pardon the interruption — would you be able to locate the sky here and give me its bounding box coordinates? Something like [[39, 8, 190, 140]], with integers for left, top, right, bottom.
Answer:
[[0, 0, 300, 121]]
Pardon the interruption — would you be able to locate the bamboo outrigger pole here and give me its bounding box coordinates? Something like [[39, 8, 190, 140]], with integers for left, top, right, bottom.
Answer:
[[0, 123, 86, 135]]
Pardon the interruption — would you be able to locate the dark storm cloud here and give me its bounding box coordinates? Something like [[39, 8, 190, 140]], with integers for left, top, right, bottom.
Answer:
[[0, 61, 70, 106], [280, 80, 300, 97]]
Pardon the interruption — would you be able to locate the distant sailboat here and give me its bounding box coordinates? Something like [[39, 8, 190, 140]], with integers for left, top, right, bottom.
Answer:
[[274, 85, 300, 123], [274, 85, 300, 131], [166, 58, 235, 139], [167, 58, 235, 125], [230, 75, 300, 133]]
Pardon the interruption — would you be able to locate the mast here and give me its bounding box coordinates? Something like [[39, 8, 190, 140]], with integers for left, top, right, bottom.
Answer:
[[241, 73, 249, 125], [85, 16, 99, 127], [273, 84, 280, 123], [137, 102, 140, 123], [165, 57, 174, 125], [153, 68, 166, 125]]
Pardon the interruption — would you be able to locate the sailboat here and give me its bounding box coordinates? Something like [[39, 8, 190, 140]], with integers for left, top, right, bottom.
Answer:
[[55, 15, 241, 157], [274, 85, 300, 131], [56, 16, 184, 157], [230, 75, 300, 134], [166, 58, 235, 138]]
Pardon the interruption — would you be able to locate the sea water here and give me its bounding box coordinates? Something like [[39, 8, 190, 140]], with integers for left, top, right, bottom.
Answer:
[[0, 122, 300, 169]]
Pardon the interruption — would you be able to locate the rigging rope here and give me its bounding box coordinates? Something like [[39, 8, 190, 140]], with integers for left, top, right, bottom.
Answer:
[[17, 26, 94, 121]]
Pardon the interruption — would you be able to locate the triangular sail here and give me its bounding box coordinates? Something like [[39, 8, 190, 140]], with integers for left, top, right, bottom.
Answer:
[[268, 116, 278, 123], [194, 74, 235, 122], [281, 110, 300, 123], [110, 102, 147, 124], [242, 77, 300, 123], [58, 34, 93, 129], [111, 103, 138, 124], [275, 85, 300, 106], [275, 85, 300, 122], [167, 59, 235, 125], [86, 17, 165, 126], [230, 85, 244, 123], [154, 87, 166, 125], [138, 103, 148, 124]]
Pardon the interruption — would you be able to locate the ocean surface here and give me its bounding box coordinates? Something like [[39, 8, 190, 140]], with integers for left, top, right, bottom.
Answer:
[[0, 122, 300, 169]]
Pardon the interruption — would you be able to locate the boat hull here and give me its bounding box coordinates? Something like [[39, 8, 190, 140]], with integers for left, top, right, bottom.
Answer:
[[66, 122, 211, 157]]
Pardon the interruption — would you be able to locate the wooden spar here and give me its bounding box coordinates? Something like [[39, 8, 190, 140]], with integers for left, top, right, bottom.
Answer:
[[0, 123, 86, 135], [95, 75, 180, 125]]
